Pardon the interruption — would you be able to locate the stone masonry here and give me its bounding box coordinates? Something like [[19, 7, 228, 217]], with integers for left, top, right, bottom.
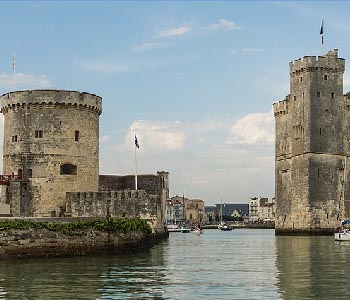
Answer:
[[274, 49, 350, 234], [0, 89, 168, 235], [0, 90, 101, 217]]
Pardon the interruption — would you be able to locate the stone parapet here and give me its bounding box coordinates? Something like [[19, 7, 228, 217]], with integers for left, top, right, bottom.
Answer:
[[289, 49, 345, 76], [0, 90, 102, 115]]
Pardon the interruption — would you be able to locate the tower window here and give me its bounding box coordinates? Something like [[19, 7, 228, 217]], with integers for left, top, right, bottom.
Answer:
[[318, 168, 320, 178], [324, 75, 328, 80], [317, 92, 320, 97], [12, 135, 17, 142], [300, 77, 303, 82], [320, 128, 322, 135], [294, 96, 296, 101], [35, 130, 43, 138], [60, 164, 77, 175], [302, 92, 304, 99], [75, 130, 80, 142], [331, 92, 335, 99]]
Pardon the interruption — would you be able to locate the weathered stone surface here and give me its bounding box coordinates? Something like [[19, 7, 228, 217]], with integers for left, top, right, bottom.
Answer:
[[274, 49, 350, 234], [0, 228, 168, 258], [0, 90, 101, 217]]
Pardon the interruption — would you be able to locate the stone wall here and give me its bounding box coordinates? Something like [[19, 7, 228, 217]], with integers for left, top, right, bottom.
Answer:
[[99, 172, 169, 195], [66, 190, 166, 233], [0, 228, 168, 258]]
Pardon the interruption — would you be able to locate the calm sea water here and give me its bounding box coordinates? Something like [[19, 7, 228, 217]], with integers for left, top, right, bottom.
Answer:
[[0, 229, 349, 299]]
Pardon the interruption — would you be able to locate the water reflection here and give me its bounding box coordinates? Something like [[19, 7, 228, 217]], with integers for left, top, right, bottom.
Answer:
[[2, 231, 350, 299], [0, 244, 167, 300], [275, 236, 350, 300]]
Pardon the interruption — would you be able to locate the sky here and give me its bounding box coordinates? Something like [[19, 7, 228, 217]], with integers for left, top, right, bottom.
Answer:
[[0, 1, 350, 206]]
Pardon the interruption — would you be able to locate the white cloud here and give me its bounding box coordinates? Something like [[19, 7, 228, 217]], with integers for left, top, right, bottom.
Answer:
[[132, 42, 169, 52], [129, 120, 186, 151], [0, 73, 53, 90], [241, 48, 264, 53], [100, 113, 275, 204], [100, 135, 111, 143], [78, 61, 133, 74], [158, 26, 191, 37], [226, 112, 274, 145], [207, 19, 240, 31]]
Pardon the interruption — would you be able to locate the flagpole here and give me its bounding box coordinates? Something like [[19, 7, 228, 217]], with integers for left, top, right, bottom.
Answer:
[[134, 134, 139, 190], [135, 139, 138, 191]]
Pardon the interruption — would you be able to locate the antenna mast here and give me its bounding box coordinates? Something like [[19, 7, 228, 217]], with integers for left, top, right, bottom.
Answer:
[[12, 52, 16, 91]]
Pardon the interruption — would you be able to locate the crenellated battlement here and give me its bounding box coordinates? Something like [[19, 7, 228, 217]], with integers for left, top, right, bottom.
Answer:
[[290, 49, 345, 76], [273, 95, 289, 117], [0, 89, 102, 115]]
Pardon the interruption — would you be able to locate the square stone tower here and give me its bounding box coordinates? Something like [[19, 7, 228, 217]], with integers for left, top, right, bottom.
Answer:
[[274, 49, 349, 234]]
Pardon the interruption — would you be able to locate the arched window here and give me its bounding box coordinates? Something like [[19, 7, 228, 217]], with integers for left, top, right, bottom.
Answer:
[[60, 164, 77, 175]]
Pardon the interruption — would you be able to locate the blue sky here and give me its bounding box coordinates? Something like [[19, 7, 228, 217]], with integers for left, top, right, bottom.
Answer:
[[0, 1, 349, 205]]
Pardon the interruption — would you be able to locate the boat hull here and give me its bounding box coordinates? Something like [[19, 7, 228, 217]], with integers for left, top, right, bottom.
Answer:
[[334, 232, 350, 241], [167, 225, 181, 232]]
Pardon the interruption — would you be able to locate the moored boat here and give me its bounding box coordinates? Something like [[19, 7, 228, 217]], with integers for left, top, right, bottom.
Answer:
[[334, 220, 350, 241], [334, 229, 350, 241], [220, 224, 233, 231], [181, 226, 191, 233], [167, 224, 181, 232]]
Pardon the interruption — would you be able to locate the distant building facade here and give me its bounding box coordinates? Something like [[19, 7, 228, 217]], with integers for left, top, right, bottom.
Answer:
[[248, 197, 275, 223], [166, 196, 205, 224]]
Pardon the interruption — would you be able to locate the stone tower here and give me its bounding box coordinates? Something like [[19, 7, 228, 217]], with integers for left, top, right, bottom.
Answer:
[[0, 90, 102, 217], [274, 49, 349, 234]]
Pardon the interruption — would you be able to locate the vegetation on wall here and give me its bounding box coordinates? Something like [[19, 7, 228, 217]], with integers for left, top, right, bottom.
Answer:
[[0, 218, 152, 235]]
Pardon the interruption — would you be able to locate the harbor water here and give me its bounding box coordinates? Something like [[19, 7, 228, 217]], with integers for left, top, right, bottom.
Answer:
[[0, 229, 350, 299]]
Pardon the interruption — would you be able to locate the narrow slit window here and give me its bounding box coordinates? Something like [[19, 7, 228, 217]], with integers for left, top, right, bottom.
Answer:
[[75, 130, 80, 142], [331, 92, 335, 99], [317, 92, 320, 97]]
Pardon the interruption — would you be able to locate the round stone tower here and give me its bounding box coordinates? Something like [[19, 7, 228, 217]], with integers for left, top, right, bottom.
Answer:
[[0, 90, 102, 217]]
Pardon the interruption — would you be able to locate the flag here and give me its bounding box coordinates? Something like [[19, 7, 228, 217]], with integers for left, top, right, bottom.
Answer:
[[134, 135, 140, 149], [320, 19, 324, 45]]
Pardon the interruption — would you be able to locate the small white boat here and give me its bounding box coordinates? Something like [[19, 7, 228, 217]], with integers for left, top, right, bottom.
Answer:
[[167, 224, 181, 232], [335, 229, 350, 241], [334, 220, 350, 241], [218, 222, 233, 231], [194, 226, 203, 235], [181, 226, 191, 233]]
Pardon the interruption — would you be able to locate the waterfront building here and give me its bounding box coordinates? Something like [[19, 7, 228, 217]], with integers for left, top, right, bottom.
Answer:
[[212, 203, 249, 222], [248, 197, 275, 223], [185, 198, 205, 223]]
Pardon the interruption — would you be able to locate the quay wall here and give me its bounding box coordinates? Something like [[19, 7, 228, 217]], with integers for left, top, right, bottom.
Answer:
[[0, 227, 168, 258]]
